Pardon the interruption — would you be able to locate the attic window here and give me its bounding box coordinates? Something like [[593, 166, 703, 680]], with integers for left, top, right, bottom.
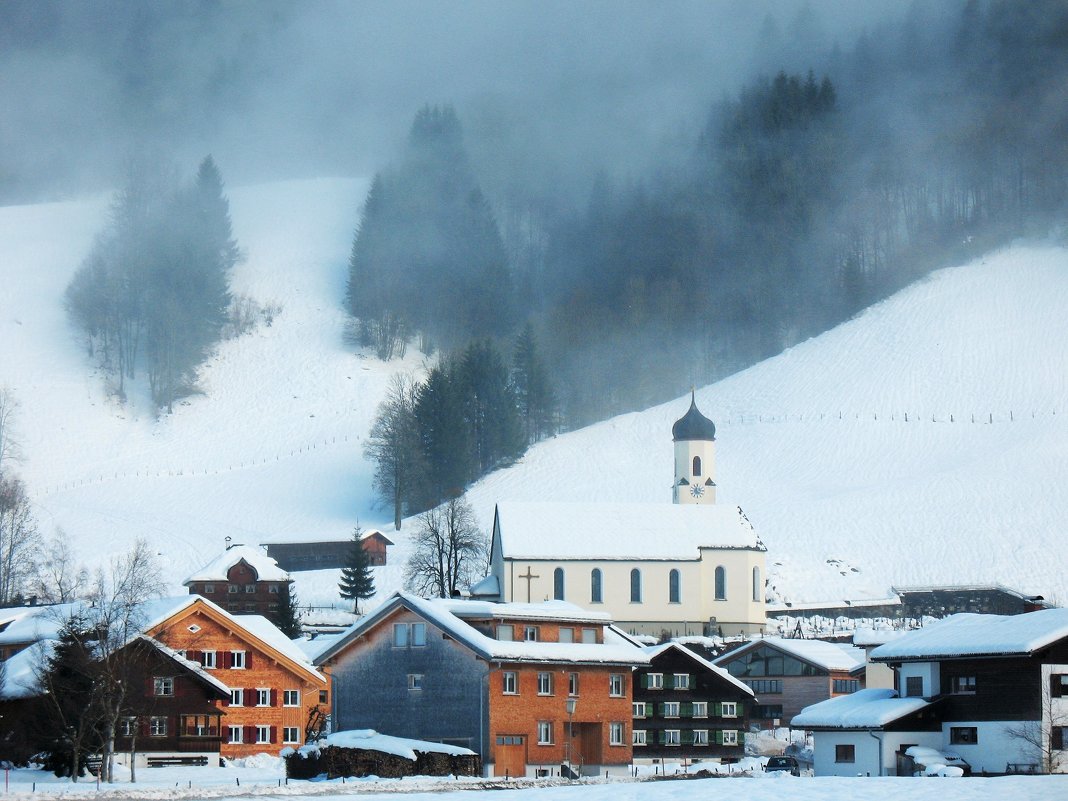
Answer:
[[187, 624, 201, 633]]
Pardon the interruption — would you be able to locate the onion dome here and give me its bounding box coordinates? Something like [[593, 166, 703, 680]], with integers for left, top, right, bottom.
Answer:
[[672, 390, 716, 442]]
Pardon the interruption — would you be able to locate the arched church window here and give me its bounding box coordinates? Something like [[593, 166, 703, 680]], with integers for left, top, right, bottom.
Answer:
[[630, 569, 642, 603], [669, 569, 681, 604], [753, 566, 761, 603], [554, 567, 565, 601], [715, 566, 726, 600], [692, 456, 702, 477], [591, 569, 603, 604]]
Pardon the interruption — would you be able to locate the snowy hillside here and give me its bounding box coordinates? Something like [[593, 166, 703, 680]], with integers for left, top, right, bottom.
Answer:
[[2, 180, 1067, 611]]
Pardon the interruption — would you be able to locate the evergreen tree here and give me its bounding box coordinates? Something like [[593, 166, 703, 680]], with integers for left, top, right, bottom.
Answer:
[[460, 339, 523, 474], [338, 525, 376, 614], [511, 323, 556, 444], [275, 580, 302, 639], [414, 359, 472, 506]]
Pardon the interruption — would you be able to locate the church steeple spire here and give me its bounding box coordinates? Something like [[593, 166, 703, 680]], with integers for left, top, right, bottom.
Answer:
[[672, 391, 717, 504]]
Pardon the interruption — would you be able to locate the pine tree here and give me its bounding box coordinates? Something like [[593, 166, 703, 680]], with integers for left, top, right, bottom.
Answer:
[[338, 525, 376, 614], [276, 580, 302, 639], [511, 323, 556, 444]]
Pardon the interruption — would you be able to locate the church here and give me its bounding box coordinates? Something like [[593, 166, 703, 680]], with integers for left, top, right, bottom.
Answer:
[[473, 394, 768, 637]]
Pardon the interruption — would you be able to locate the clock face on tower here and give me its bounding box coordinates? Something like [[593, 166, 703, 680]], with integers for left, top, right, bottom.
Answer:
[[690, 484, 705, 498]]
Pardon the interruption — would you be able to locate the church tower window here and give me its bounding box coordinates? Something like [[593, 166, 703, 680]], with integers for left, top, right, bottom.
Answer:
[[715, 566, 727, 600], [669, 569, 681, 604], [753, 566, 761, 602], [630, 569, 642, 603], [591, 569, 603, 604], [553, 567, 565, 601], [692, 456, 702, 477]]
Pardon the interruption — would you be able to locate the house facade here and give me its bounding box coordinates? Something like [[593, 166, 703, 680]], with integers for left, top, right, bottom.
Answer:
[[473, 395, 767, 638], [314, 592, 648, 778], [148, 597, 329, 759], [713, 636, 865, 726], [183, 546, 292, 626], [632, 642, 754, 763]]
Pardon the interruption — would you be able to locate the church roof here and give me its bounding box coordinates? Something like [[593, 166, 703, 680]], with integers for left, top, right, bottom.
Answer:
[[493, 502, 763, 560], [672, 392, 716, 442]]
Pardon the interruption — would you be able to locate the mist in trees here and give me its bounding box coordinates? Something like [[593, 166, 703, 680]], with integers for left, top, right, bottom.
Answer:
[[65, 155, 241, 412]]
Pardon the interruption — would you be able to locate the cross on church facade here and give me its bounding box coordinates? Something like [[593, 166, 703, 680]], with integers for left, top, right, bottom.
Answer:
[[518, 566, 540, 602]]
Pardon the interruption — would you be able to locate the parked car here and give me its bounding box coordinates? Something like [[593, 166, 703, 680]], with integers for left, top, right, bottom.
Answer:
[[764, 756, 801, 776]]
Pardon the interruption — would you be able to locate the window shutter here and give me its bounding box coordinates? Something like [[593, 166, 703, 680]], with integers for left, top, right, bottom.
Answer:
[[245, 652, 252, 669], [1053, 675, 1064, 698], [244, 725, 255, 743], [641, 673, 648, 689], [271, 689, 278, 707], [270, 726, 277, 744], [658, 703, 666, 717], [682, 702, 693, 717], [665, 674, 674, 690], [681, 730, 694, 745], [715, 729, 724, 745], [657, 730, 666, 745], [222, 651, 232, 669], [187, 649, 199, 663], [247, 687, 256, 703], [714, 702, 722, 717]]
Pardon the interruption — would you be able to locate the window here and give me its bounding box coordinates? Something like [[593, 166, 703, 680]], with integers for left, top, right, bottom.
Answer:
[[554, 567, 565, 601], [283, 690, 300, 706], [673, 673, 690, 690], [591, 569, 603, 603], [835, 744, 855, 763], [524, 626, 539, 642], [200, 650, 217, 669], [568, 672, 579, 696], [754, 704, 783, 719], [228, 584, 238, 594], [633, 729, 647, 746], [182, 715, 216, 737], [231, 650, 246, 669], [319, 690, 328, 705], [746, 679, 783, 694], [664, 701, 680, 718], [905, 676, 924, 697], [496, 624, 514, 641], [581, 627, 598, 644], [228, 725, 243, 744], [150, 717, 167, 737], [693, 729, 709, 746], [633, 701, 647, 718], [753, 566, 761, 602], [833, 679, 860, 694], [559, 627, 574, 643], [230, 688, 244, 707], [715, 566, 726, 600], [269, 584, 280, 594], [950, 726, 978, 745], [610, 673, 625, 697], [609, 722, 625, 746], [692, 456, 702, 477], [1053, 726, 1065, 751], [669, 569, 681, 604], [121, 717, 136, 736], [393, 622, 409, 647], [537, 672, 553, 695], [153, 677, 174, 696], [722, 730, 738, 745], [949, 675, 976, 695], [646, 672, 664, 690], [283, 727, 299, 745], [692, 701, 708, 718], [502, 671, 517, 694], [721, 702, 738, 718], [256, 725, 271, 744], [537, 721, 553, 745], [408, 673, 424, 690], [256, 688, 270, 707], [630, 569, 642, 603], [203, 583, 215, 594], [664, 729, 681, 746], [245, 583, 256, 593], [411, 622, 426, 646], [1052, 674, 1068, 697]]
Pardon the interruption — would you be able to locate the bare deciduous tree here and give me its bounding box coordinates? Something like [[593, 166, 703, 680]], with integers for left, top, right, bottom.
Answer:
[[404, 496, 486, 598], [0, 387, 22, 475], [364, 373, 425, 530], [0, 474, 40, 603], [1007, 672, 1068, 774], [33, 527, 89, 604]]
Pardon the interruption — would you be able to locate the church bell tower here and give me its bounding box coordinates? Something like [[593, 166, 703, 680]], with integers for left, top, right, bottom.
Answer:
[[672, 390, 717, 504]]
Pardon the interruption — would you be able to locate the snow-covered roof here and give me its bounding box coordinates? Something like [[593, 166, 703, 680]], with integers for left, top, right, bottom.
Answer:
[[297, 729, 474, 760], [791, 688, 932, 729], [713, 636, 864, 673], [183, 545, 289, 584], [315, 592, 649, 668], [360, 529, 394, 545], [469, 574, 500, 598], [642, 642, 755, 697], [0, 602, 82, 646], [494, 501, 763, 560], [853, 627, 909, 647], [870, 608, 1068, 661], [0, 640, 53, 699], [227, 613, 325, 681]]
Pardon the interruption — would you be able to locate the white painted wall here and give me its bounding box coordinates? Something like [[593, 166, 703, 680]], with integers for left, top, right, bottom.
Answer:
[[898, 661, 940, 698], [811, 730, 941, 776], [674, 438, 716, 505], [941, 721, 1034, 774]]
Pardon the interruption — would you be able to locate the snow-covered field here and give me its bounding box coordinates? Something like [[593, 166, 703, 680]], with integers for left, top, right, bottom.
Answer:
[[0, 764, 1062, 801], [2, 179, 1067, 609]]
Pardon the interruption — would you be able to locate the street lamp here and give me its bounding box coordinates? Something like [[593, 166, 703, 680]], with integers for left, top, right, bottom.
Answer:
[[565, 698, 577, 778]]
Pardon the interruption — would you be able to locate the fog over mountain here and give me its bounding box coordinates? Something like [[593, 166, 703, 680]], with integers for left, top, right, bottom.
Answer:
[[0, 1, 902, 201]]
